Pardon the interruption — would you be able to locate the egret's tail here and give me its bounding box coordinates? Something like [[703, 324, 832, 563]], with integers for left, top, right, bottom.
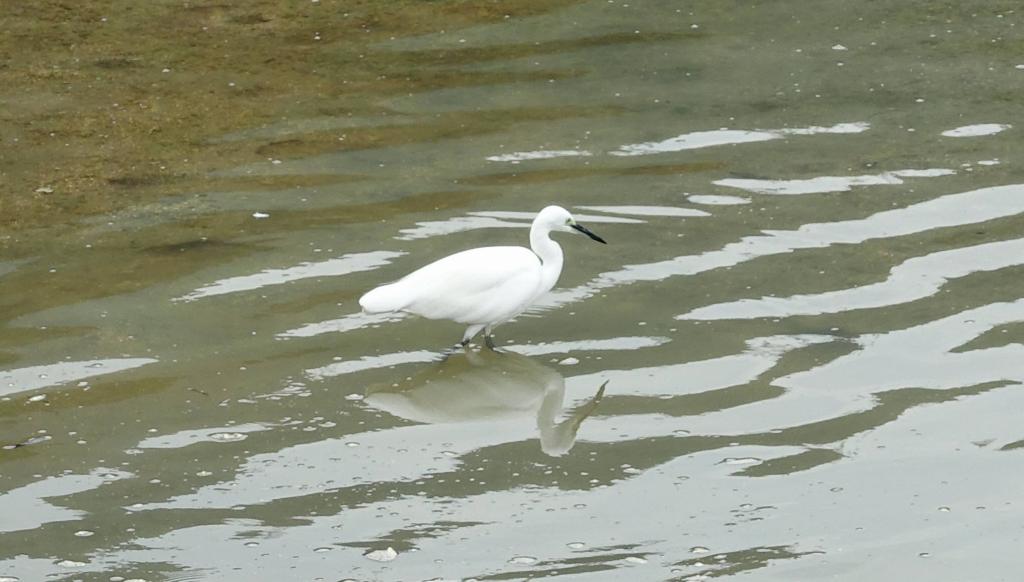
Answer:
[[359, 283, 407, 314]]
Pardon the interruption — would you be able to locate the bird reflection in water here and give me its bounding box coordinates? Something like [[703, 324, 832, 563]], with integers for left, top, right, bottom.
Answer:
[[364, 350, 606, 457]]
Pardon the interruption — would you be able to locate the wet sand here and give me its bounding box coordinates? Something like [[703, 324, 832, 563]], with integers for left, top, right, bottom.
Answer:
[[0, 0, 573, 244]]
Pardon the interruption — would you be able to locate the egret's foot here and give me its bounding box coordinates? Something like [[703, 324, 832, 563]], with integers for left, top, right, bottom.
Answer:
[[484, 335, 498, 350], [437, 340, 470, 361]]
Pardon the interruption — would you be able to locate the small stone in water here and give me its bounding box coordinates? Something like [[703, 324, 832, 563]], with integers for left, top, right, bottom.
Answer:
[[567, 542, 585, 550], [28, 394, 47, 403], [624, 556, 647, 564], [558, 357, 579, 366], [208, 432, 247, 442], [508, 555, 537, 565], [364, 547, 398, 562], [57, 560, 87, 567], [720, 457, 760, 466], [74, 530, 95, 537], [690, 546, 710, 554], [252, 212, 270, 219]]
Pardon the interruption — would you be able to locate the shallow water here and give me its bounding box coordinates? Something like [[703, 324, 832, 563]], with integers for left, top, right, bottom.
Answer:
[[3, 0, 1024, 580]]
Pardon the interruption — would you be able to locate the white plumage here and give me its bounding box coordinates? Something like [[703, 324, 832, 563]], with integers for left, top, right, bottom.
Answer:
[[359, 205, 606, 348]]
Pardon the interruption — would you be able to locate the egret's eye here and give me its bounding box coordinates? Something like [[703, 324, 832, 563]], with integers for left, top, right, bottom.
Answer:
[[565, 218, 573, 225]]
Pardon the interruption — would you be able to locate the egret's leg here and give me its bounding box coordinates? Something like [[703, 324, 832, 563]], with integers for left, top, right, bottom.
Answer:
[[436, 325, 483, 361], [460, 324, 485, 348], [483, 325, 498, 350]]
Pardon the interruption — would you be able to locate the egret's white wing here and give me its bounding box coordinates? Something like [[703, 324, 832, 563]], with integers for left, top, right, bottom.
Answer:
[[363, 246, 543, 324]]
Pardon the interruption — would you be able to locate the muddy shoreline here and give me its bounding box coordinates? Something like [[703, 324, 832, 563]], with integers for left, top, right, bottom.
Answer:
[[0, 0, 573, 253]]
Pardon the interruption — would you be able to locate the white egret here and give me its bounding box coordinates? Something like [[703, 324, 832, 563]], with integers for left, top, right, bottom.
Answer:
[[359, 205, 607, 348]]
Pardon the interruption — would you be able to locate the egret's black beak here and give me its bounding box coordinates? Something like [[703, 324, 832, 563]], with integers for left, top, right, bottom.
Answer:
[[571, 223, 607, 244]]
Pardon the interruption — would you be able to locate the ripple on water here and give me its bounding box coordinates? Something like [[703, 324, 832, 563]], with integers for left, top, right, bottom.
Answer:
[[941, 123, 1010, 137], [714, 168, 953, 195], [135, 423, 273, 448], [207, 432, 248, 443], [0, 358, 158, 398], [687, 195, 750, 206], [554, 184, 1024, 314], [610, 122, 869, 156], [575, 205, 710, 218], [680, 236, 1024, 321], [174, 251, 405, 302], [395, 210, 642, 242], [277, 311, 404, 339], [485, 149, 592, 162]]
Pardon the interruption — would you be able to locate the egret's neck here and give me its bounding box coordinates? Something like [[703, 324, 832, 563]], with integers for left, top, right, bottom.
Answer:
[[530, 224, 564, 291]]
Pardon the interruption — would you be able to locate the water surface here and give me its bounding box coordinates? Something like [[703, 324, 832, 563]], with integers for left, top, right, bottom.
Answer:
[[3, 0, 1024, 580]]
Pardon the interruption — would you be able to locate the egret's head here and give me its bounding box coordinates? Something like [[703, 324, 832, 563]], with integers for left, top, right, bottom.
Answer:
[[536, 205, 607, 244]]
